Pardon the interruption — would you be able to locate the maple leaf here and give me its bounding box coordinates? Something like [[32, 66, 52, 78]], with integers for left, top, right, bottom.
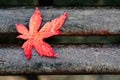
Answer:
[[16, 7, 68, 59]]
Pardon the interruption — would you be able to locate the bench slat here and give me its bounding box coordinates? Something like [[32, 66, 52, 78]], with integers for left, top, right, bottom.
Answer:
[[0, 7, 120, 35], [0, 44, 120, 74]]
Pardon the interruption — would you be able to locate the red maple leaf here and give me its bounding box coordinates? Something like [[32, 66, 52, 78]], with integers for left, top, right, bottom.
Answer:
[[16, 7, 68, 59]]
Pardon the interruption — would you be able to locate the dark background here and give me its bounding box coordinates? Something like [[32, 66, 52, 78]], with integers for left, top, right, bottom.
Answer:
[[0, 0, 120, 6]]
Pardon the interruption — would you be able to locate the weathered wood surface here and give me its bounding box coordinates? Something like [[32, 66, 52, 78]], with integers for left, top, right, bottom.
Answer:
[[0, 7, 120, 74], [0, 44, 120, 74], [0, 7, 120, 35]]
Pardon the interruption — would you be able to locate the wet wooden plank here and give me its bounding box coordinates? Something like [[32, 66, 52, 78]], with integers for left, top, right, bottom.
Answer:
[[0, 44, 120, 74], [0, 7, 120, 35]]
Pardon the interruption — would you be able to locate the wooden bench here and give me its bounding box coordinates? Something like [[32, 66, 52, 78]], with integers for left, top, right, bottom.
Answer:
[[0, 7, 120, 74]]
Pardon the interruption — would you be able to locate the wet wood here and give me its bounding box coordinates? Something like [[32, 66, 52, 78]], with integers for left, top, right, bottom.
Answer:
[[0, 7, 120, 74], [0, 44, 120, 74], [0, 7, 120, 35]]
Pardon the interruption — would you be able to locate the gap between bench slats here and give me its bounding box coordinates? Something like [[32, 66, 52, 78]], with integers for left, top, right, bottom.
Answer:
[[0, 35, 120, 44]]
